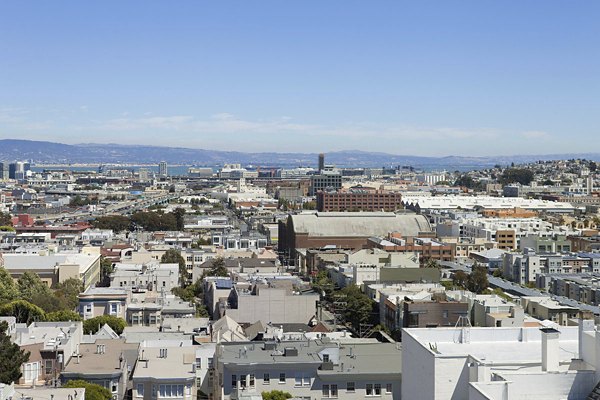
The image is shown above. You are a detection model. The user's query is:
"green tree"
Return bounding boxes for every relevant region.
[201,257,229,278]
[339,285,377,331]
[499,168,534,185]
[454,175,476,189]
[63,380,112,400]
[0,212,12,226]
[0,267,19,304]
[0,321,30,384]
[54,278,84,310]
[467,266,489,294]
[302,201,316,210]
[312,270,335,299]
[17,271,52,303]
[261,390,292,400]
[83,315,126,335]
[46,310,82,322]
[172,207,186,231]
[0,300,46,324]
[97,257,114,287]
[424,258,440,268]
[91,215,131,232]
[452,270,469,288]
[161,249,187,284]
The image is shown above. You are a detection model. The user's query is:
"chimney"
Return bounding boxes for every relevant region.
[579,319,595,359]
[541,328,560,372]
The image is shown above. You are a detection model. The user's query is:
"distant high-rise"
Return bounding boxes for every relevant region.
[0,162,8,180]
[158,161,168,177]
[318,153,325,172]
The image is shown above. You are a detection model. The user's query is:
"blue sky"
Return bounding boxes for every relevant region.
[0,1,598,156]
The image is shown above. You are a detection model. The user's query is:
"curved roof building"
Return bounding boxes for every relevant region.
[279,211,432,258]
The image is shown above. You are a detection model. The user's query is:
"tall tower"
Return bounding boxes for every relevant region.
[158,161,168,177]
[318,153,325,173]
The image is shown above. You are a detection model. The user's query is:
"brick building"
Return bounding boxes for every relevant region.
[316,189,402,212]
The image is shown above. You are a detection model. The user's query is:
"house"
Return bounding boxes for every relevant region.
[214,340,402,400]
[132,346,197,400]
[61,339,139,400]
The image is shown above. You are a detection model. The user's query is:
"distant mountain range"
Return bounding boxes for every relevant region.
[1,139,599,170]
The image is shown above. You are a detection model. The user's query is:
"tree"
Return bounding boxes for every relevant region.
[0,300,46,324]
[0,212,12,227]
[17,271,52,303]
[46,310,82,322]
[312,270,334,300]
[339,285,376,331]
[64,379,112,400]
[91,215,131,232]
[0,321,30,384]
[452,270,468,288]
[454,175,476,189]
[261,390,292,400]
[161,249,187,284]
[0,267,19,304]
[83,315,126,335]
[201,257,229,278]
[466,266,489,294]
[302,201,316,210]
[54,278,84,310]
[173,207,186,231]
[97,257,114,287]
[424,258,440,268]
[499,168,534,185]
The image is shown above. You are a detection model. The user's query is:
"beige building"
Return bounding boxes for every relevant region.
[78,287,130,320]
[3,252,101,289]
[133,346,197,400]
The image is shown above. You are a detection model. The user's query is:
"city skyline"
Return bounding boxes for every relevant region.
[1,1,599,156]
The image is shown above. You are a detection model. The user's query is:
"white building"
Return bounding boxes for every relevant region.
[402,323,600,400]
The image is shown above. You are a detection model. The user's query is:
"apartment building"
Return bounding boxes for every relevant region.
[316,189,402,212]
[133,346,197,400]
[214,340,402,400]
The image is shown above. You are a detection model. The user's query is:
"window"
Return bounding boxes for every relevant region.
[45,359,53,375]
[303,376,310,386]
[279,373,285,383]
[374,384,381,395]
[295,374,302,387]
[322,354,330,362]
[249,374,255,388]
[240,375,247,388]
[346,382,355,392]
[84,304,92,314]
[208,358,213,368]
[136,384,144,397]
[195,358,201,369]
[263,373,270,385]
[366,384,373,396]
[386,383,393,394]
[158,385,184,398]
[110,303,119,315]
[322,385,338,398]
[231,374,237,388]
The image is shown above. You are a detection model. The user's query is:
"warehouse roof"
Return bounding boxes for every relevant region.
[289,212,431,237]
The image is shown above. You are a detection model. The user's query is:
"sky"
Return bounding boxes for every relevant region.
[0,1,599,156]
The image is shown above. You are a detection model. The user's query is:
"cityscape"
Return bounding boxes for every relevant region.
[1,2,600,400]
